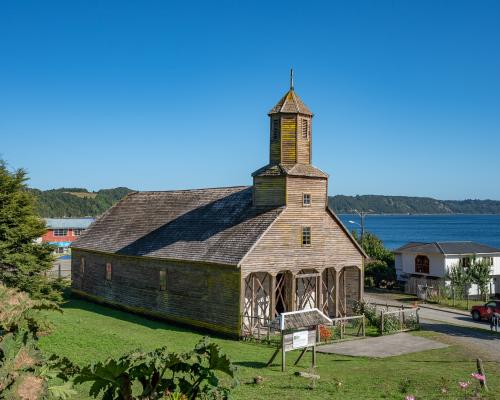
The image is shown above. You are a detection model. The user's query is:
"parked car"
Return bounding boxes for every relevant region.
[471,300,500,321]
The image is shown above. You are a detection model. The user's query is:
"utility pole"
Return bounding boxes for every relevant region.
[353,209,371,242]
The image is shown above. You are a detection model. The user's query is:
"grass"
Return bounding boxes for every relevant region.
[427,297,485,312]
[39,297,500,400]
[365,287,486,312]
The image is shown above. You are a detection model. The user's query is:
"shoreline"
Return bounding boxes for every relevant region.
[337,213,500,217]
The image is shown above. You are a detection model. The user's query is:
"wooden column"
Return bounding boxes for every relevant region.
[334,269,340,317]
[359,257,365,301]
[317,272,323,312]
[343,271,347,314]
[270,274,277,319]
[359,262,364,303]
[239,274,246,336]
[251,274,255,328]
[291,273,297,311]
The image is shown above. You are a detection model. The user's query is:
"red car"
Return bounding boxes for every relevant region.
[471,300,500,321]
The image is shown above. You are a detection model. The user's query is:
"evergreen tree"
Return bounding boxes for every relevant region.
[0,161,63,301]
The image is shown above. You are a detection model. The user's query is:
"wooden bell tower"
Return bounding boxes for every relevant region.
[252,71,327,208]
[268,69,313,166]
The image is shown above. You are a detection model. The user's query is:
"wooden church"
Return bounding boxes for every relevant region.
[71,74,366,337]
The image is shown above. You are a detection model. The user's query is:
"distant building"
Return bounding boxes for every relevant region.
[394,241,500,296]
[42,218,95,254]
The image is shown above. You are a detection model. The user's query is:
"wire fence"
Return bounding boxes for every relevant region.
[45,264,71,279]
[379,307,420,335]
[318,315,365,343]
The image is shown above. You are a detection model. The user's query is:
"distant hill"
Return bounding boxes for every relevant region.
[31,187,500,217]
[31,187,134,218]
[328,195,500,215]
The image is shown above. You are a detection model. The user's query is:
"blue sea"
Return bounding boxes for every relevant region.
[338,214,500,250]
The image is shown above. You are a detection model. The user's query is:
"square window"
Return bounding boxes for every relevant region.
[54,229,68,236]
[105,263,112,281]
[160,270,167,291]
[303,193,311,206]
[73,229,84,236]
[302,227,311,246]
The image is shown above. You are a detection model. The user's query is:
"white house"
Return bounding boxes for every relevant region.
[394,241,500,296]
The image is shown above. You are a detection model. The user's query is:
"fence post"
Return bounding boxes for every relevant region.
[416,308,420,326]
[58,264,61,279]
[362,315,366,337]
[380,310,384,335]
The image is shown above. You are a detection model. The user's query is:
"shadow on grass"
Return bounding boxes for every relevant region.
[421,321,500,341]
[234,361,269,368]
[61,294,234,340]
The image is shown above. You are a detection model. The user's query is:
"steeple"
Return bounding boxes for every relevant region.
[268,72,313,165]
[252,73,327,208]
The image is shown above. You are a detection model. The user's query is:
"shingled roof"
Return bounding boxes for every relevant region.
[252,163,328,178]
[72,186,284,266]
[269,89,313,115]
[393,241,500,255]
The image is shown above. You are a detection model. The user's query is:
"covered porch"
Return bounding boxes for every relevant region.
[241,265,363,337]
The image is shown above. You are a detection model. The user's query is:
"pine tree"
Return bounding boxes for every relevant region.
[0,160,63,301]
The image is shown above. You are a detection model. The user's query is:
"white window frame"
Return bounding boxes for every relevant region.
[302,193,311,207]
[53,229,68,236]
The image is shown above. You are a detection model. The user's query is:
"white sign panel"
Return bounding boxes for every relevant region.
[292,330,309,349]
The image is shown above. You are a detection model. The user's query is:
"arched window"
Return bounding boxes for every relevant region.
[415,255,429,274]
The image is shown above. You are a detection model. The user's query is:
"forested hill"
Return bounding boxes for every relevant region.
[328,195,500,214]
[31,188,500,217]
[31,187,134,218]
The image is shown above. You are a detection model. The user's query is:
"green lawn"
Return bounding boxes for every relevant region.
[39,298,499,400]
[427,297,485,311]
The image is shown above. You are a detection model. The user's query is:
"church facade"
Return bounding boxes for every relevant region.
[71,79,366,337]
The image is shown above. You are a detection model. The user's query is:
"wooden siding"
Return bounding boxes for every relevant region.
[241,177,363,277]
[280,116,297,164]
[270,116,281,164]
[253,176,286,207]
[71,249,241,335]
[286,177,327,209]
[297,117,311,164]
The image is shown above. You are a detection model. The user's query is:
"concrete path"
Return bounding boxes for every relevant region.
[364,291,500,361]
[317,332,447,358]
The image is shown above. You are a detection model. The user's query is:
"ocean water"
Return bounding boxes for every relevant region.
[338,214,500,250]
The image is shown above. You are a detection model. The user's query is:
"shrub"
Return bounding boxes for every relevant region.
[365,260,396,288]
[55,338,237,400]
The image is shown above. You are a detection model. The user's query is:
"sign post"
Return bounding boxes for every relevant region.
[266,308,331,372]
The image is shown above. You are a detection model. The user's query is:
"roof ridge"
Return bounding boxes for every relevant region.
[136,185,250,194]
[435,242,445,254]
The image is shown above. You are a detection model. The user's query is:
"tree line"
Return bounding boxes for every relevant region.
[31,187,134,218]
[329,195,500,214]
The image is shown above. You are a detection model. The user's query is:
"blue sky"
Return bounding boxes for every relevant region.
[1,1,499,199]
